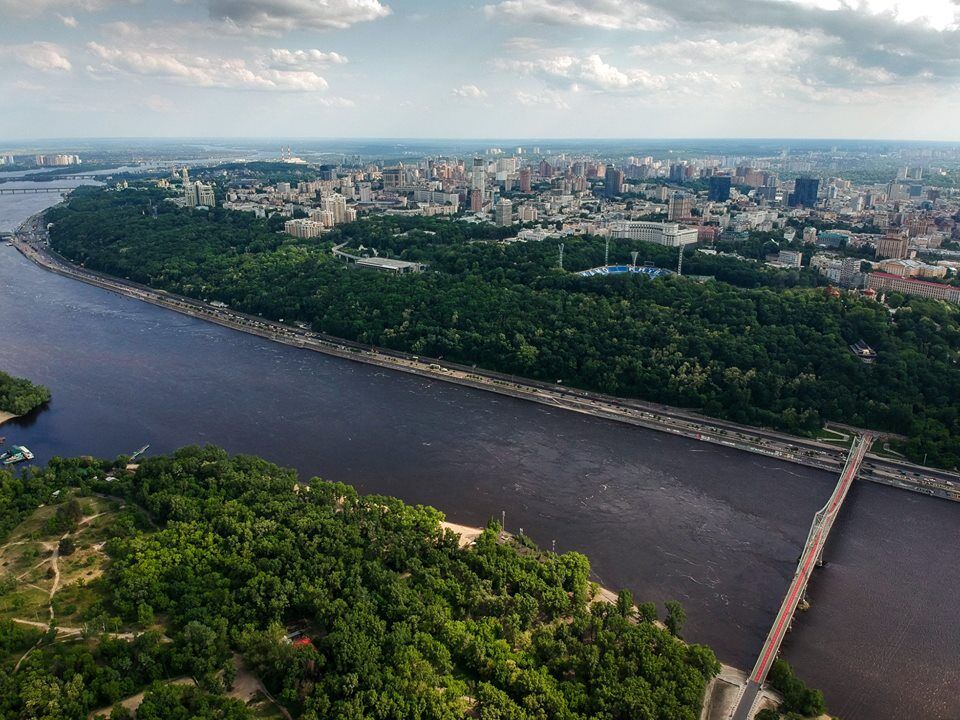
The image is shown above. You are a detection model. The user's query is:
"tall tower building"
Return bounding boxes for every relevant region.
[667,192,693,221]
[519,168,532,193]
[472,157,486,191]
[788,177,820,208]
[604,167,624,198]
[470,187,483,213]
[708,176,732,202]
[494,198,513,226]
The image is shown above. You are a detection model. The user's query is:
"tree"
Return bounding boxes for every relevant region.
[665,600,686,637]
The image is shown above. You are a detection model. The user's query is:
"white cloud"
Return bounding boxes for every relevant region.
[142,94,176,113]
[58,13,79,27]
[86,42,332,91]
[0,0,131,17]
[485,0,669,30]
[205,0,391,33]
[267,48,348,69]
[452,84,487,98]
[501,53,669,92]
[0,42,73,73]
[513,88,570,109]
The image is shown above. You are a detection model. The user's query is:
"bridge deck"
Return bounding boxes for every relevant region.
[730,434,870,720]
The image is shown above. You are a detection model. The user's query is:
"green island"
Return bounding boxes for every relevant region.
[0,371,51,421]
[0,446,725,720]
[45,186,960,468]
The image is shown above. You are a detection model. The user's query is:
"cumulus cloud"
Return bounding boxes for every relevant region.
[451,84,487,98]
[58,13,79,27]
[485,0,668,30]
[513,88,570,109]
[500,54,668,92]
[0,42,73,73]
[86,42,332,91]
[267,48,348,69]
[0,0,131,16]
[205,0,391,33]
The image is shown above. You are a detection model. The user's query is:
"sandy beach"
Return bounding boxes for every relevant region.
[0,411,17,426]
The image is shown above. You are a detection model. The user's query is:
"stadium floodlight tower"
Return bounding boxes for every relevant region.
[558,243,565,270]
[677,245,684,276]
[605,237,610,267]
[631,251,639,269]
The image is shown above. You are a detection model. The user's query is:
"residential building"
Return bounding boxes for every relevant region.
[668,192,694,221]
[284,219,325,238]
[708,176,731,202]
[788,177,820,208]
[604,167,625,198]
[867,272,960,303]
[875,234,909,259]
[494,199,513,226]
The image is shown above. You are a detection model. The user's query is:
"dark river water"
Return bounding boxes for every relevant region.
[1,193,957,719]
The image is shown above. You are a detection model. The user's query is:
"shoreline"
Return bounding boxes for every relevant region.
[9,213,960,503]
[439,520,753,719]
[0,411,17,427]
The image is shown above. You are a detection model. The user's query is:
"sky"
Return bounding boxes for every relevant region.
[1,0,960,140]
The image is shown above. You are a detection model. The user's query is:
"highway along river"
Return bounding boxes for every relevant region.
[2,196,958,719]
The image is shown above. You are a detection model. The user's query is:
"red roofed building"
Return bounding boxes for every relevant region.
[867,272,960,304]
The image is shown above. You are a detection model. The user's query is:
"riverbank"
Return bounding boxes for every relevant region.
[12,217,960,503]
[0,411,16,426]
[440,519,765,720]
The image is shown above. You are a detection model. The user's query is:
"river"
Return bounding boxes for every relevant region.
[1,190,957,719]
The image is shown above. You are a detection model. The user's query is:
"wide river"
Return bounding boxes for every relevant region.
[1,190,957,719]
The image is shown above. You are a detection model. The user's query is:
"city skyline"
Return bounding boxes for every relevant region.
[2,0,960,141]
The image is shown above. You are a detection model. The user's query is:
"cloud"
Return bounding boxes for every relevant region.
[86,42,332,91]
[513,88,570,109]
[58,13,79,27]
[451,84,486,99]
[267,48,348,69]
[142,94,176,113]
[500,54,668,92]
[0,0,131,16]
[0,42,73,72]
[485,0,669,30]
[205,0,391,33]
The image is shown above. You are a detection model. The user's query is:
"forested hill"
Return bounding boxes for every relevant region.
[0,447,719,719]
[0,370,51,417]
[47,187,960,468]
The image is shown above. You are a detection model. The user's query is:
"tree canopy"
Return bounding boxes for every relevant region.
[0,447,720,719]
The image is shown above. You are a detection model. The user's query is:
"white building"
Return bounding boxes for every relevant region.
[284,219,325,238]
[609,221,698,247]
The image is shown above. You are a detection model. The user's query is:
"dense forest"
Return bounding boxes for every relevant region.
[46,187,960,468]
[0,447,720,719]
[0,370,51,417]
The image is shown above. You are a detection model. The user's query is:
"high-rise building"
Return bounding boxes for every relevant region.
[667,192,694,221]
[184,181,215,208]
[470,188,483,212]
[494,198,513,226]
[604,167,624,198]
[472,158,486,191]
[788,177,820,208]
[875,234,909,260]
[708,176,732,202]
[518,168,532,193]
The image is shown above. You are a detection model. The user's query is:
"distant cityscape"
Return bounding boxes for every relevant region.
[65,140,956,304]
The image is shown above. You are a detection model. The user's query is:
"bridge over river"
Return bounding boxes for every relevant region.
[731,434,871,720]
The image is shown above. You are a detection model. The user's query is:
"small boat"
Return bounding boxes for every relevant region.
[1,445,34,465]
[130,444,150,461]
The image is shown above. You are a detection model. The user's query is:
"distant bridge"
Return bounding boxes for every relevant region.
[0,187,76,195]
[731,434,871,719]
